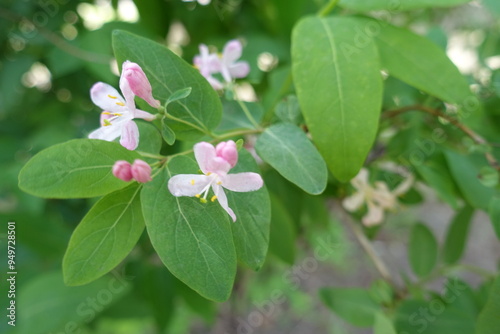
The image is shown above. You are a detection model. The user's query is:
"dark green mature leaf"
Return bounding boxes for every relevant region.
[136,121,162,162]
[373,20,471,104]
[409,223,438,277]
[141,157,236,302]
[339,0,471,11]
[489,195,500,240]
[476,276,500,334]
[374,313,397,334]
[63,184,145,286]
[292,16,382,181]
[217,100,263,132]
[256,123,328,194]
[112,30,222,139]
[268,194,296,264]
[320,288,380,327]
[18,271,130,334]
[444,150,495,211]
[275,95,303,124]
[227,149,271,270]
[443,205,474,264]
[19,139,140,198]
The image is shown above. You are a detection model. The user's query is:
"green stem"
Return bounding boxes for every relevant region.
[318,0,340,17]
[164,113,214,138]
[211,128,263,141]
[136,151,166,160]
[229,85,262,130]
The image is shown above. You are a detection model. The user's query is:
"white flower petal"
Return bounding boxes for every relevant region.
[342,191,365,212]
[351,168,369,190]
[222,172,263,192]
[168,174,211,197]
[223,40,243,64]
[213,184,236,222]
[88,115,130,141]
[120,120,140,150]
[393,174,415,196]
[90,82,129,114]
[229,61,250,79]
[362,201,384,227]
[134,109,156,121]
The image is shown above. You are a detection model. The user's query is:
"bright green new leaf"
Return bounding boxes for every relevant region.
[444,150,495,211]
[374,313,397,334]
[339,0,471,11]
[373,20,471,104]
[112,30,222,139]
[409,223,438,278]
[227,149,271,270]
[476,276,500,334]
[268,193,296,264]
[292,16,383,181]
[19,271,130,334]
[256,123,328,194]
[489,195,500,240]
[141,157,236,302]
[161,118,176,145]
[443,205,474,264]
[63,184,145,286]
[165,87,192,107]
[18,139,140,198]
[320,288,380,327]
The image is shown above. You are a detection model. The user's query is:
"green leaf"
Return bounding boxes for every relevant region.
[476,276,500,334]
[443,205,474,264]
[275,95,303,124]
[373,20,470,104]
[112,30,222,139]
[374,313,397,334]
[19,271,130,334]
[292,16,383,181]
[227,149,271,270]
[408,223,438,277]
[483,0,500,16]
[161,118,176,145]
[255,123,328,194]
[217,100,263,132]
[320,288,380,327]
[165,87,192,107]
[444,150,495,211]
[141,157,236,302]
[339,0,471,11]
[488,195,500,240]
[136,121,162,162]
[63,184,145,286]
[479,166,499,188]
[268,193,297,264]
[19,139,140,198]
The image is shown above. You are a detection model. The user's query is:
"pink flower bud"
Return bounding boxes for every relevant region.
[121,61,161,108]
[112,160,133,182]
[215,140,238,167]
[131,159,152,183]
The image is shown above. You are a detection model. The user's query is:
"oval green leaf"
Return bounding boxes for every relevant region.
[18,139,140,198]
[339,0,471,11]
[141,157,236,302]
[112,30,222,140]
[408,223,438,278]
[443,205,474,265]
[292,16,383,182]
[256,123,328,194]
[476,276,500,334]
[63,184,145,286]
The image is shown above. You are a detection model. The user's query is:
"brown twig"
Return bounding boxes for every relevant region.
[383,104,500,170]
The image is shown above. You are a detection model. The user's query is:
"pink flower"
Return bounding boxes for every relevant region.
[168,141,263,222]
[112,160,133,182]
[120,61,161,109]
[193,44,223,90]
[131,159,152,183]
[88,62,156,150]
[219,40,250,83]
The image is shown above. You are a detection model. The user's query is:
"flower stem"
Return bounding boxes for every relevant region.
[164,113,214,138]
[229,85,262,130]
[318,0,341,17]
[136,151,166,160]
[211,128,263,142]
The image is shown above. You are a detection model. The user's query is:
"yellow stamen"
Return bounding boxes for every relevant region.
[190,179,195,185]
[108,94,118,99]
[206,172,212,176]
[103,119,112,126]
[116,102,125,106]
[200,198,207,204]
[211,195,217,202]
[195,194,201,198]
[102,111,112,115]
[216,181,222,185]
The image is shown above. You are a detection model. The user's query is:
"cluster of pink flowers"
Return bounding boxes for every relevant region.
[194,40,250,90]
[88,59,262,222]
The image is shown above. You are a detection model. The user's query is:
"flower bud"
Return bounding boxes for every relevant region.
[215,140,238,167]
[121,61,161,108]
[112,160,133,182]
[131,159,152,183]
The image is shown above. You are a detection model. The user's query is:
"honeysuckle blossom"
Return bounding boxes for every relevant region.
[342,168,414,227]
[182,0,211,5]
[168,140,263,222]
[88,61,157,150]
[112,159,152,183]
[193,39,250,90]
[113,160,133,182]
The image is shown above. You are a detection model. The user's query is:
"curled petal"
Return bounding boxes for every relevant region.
[223,39,243,64]
[362,201,384,227]
[215,140,238,167]
[120,61,160,109]
[373,182,396,209]
[91,82,128,114]
[342,191,365,212]
[229,61,250,79]
[213,184,236,222]
[120,120,139,150]
[393,174,415,196]
[351,168,369,191]
[134,109,156,121]
[222,172,263,192]
[194,142,231,174]
[168,174,211,197]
